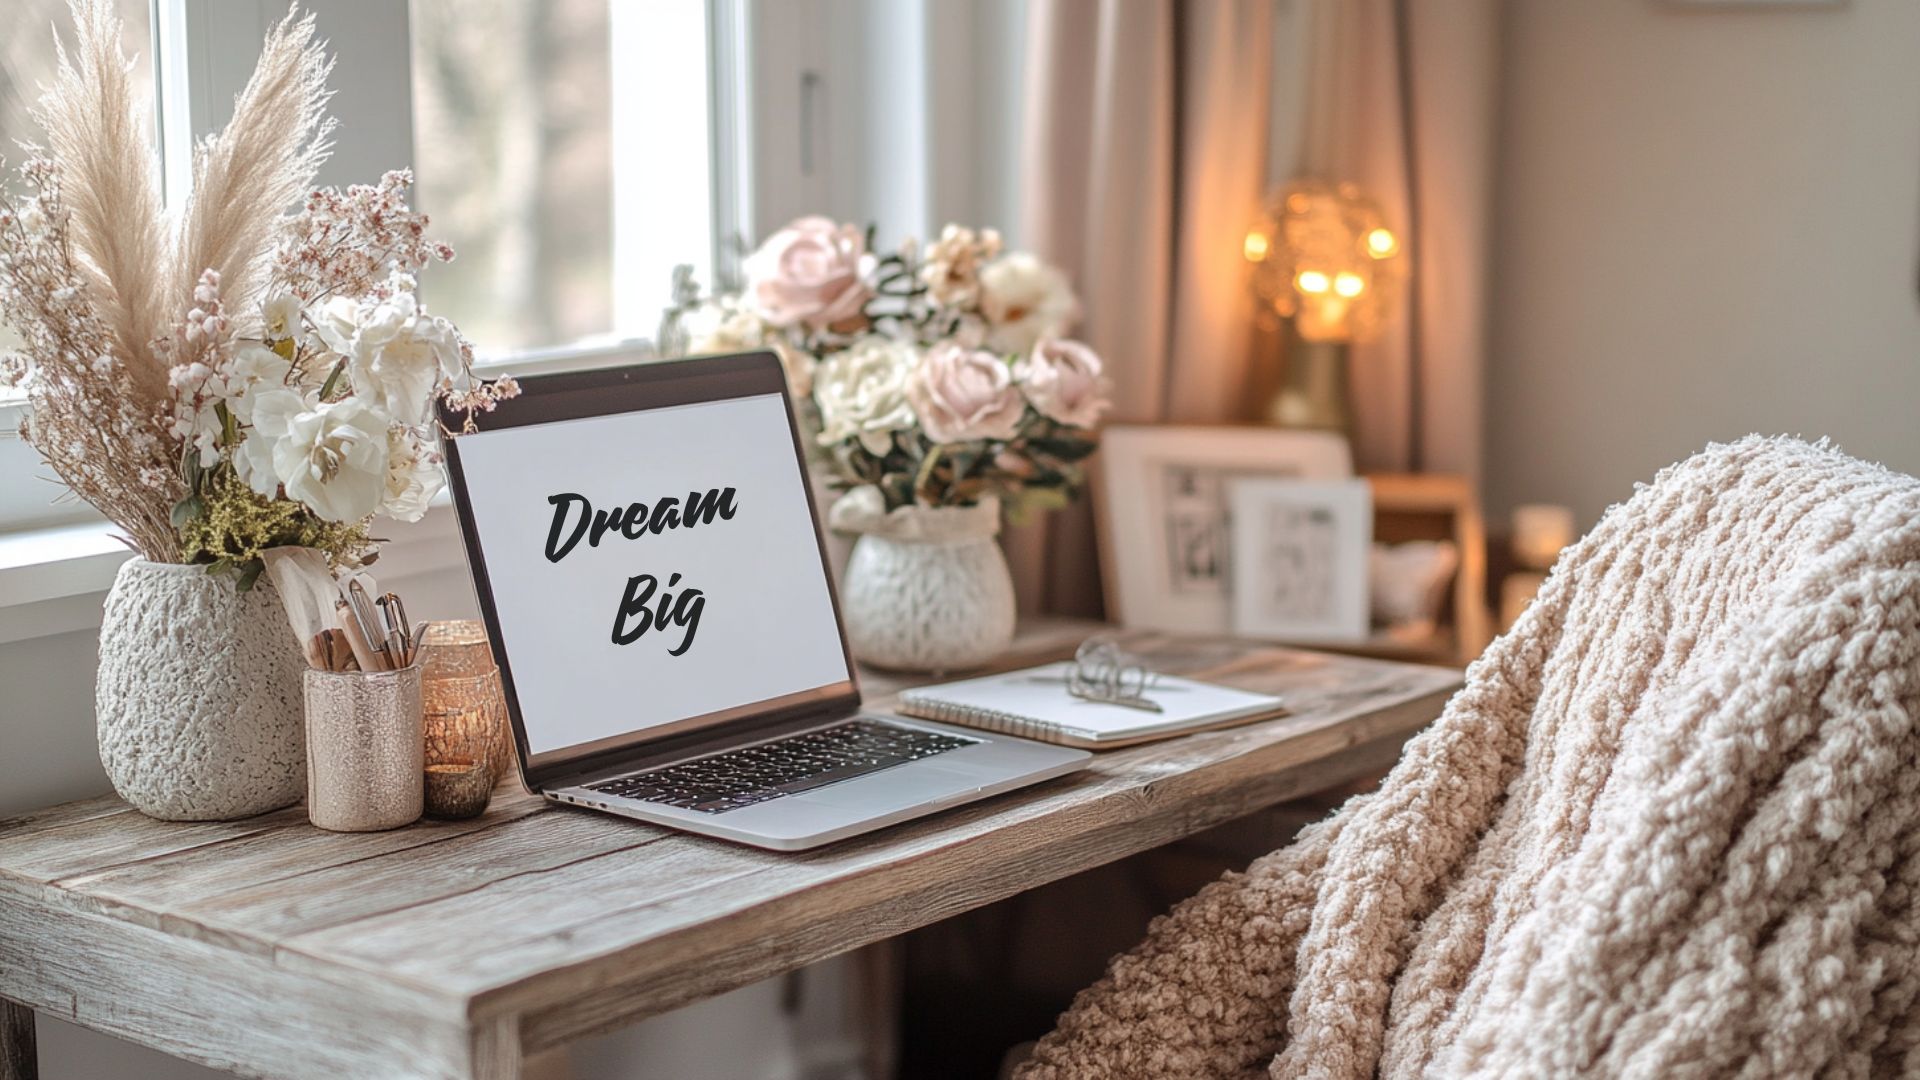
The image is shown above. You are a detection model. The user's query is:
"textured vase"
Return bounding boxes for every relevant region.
[838,498,1016,673]
[96,559,308,820]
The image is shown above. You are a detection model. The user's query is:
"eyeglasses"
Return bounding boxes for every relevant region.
[1066,636,1165,713]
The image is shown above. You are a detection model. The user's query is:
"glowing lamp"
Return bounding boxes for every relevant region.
[1243,179,1406,432]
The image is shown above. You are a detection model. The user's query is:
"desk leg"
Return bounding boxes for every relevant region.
[466,1016,522,1080]
[0,997,34,1080]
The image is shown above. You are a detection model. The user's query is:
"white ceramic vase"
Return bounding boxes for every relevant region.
[95,559,308,820]
[837,497,1016,674]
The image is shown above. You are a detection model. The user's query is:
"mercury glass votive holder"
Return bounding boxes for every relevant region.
[303,663,424,832]
[419,620,514,783]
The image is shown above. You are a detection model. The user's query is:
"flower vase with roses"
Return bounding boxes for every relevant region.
[0,4,517,818]
[663,217,1110,671]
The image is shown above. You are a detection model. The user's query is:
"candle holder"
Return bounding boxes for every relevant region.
[418,621,514,784]
[303,663,423,832]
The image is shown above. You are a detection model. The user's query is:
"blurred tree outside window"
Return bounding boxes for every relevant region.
[409,0,714,359]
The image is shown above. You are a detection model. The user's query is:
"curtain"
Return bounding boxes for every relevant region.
[1006,0,1499,615]
[1006,0,1276,617]
[1301,0,1499,477]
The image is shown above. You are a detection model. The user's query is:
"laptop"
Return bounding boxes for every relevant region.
[440,351,1091,850]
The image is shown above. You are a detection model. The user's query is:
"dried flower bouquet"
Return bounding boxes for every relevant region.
[0,1,516,585]
[662,218,1110,525]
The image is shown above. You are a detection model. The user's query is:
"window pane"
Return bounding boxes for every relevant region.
[0,1,151,532]
[408,0,712,358]
[0,0,154,360]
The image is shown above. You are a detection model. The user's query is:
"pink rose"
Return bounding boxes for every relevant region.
[743,216,875,330]
[907,342,1027,444]
[1014,338,1109,428]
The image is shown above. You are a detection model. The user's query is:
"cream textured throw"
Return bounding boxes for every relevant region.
[1018,437,1920,1079]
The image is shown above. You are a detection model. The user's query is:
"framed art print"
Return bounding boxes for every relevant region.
[1093,424,1352,634]
[1226,477,1372,643]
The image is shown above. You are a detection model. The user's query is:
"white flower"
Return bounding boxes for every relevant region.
[918,224,1002,308]
[315,291,461,423]
[273,396,392,522]
[225,343,293,426]
[17,204,45,235]
[978,253,1079,354]
[812,336,919,456]
[683,298,765,354]
[382,426,444,522]
[233,388,307,497]
[1014,338,1110,428]
[262,293,303,341]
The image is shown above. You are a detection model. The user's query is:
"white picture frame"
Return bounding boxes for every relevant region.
[1093,425,1353,634]
[1227,478,1373,644]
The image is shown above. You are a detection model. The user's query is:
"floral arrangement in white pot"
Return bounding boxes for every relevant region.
[664,218,1111,671]
[0,1,516,819]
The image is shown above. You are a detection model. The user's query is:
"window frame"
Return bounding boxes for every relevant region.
[0,0,745,539]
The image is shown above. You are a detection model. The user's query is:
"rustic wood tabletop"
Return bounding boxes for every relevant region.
[0,621,1462,1080]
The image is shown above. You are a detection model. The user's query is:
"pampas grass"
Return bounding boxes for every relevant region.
[30,0,169,406]
[0,0,335,559]
[171,6,334,329]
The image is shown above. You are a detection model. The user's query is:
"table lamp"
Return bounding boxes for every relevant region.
[1244,179,1405,434]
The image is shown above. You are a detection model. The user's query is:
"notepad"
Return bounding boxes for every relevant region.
[894,662,1288,748]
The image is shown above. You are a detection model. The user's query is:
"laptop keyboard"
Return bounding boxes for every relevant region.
[584,719,977,815]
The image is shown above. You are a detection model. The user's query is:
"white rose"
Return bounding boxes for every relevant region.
[318,292,461,423]
[382,426,444,522]
[978,253,1079,354]
[1014,338,1110,428]
[812,336,919,456]
[273,396,392,522]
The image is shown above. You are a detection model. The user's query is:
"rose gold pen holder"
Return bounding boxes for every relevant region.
[303,663,424,832]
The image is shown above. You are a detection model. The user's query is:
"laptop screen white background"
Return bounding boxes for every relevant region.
[452,392,851,755]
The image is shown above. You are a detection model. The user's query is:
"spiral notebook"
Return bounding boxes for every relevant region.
[894,662,1288,749]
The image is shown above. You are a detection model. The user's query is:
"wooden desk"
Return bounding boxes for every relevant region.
[0,625,1460,1080]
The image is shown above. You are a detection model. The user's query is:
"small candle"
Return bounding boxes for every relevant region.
[423,761,492,820]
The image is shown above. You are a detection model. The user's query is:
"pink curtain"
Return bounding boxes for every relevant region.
[1006,0,1276,616]
[1300,0,1499,477]
[1006,0,1499,615]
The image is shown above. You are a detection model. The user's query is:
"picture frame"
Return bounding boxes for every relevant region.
[1227,478,1373,644]
[1093,424,1352,634]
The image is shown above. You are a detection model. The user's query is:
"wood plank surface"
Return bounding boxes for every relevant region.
[0,623,1462,1076]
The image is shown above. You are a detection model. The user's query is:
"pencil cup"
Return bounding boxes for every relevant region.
[303,663,424,832]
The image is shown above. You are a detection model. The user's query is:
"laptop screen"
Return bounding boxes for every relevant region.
[450,389,853,758]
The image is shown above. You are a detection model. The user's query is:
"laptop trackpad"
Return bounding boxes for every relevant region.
[801,763,982,810]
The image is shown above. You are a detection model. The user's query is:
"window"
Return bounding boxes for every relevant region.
[0,0,154,533]
[408,0,716,360]
[0,0,730,535]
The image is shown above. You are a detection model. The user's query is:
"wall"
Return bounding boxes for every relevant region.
[1485,0,1920,527]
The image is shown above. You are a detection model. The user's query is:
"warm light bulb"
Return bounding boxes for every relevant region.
[1296,270,1330,294]
[1334,272,1365,298]
[1366,228,1397,257]
[1244,230,1270,262]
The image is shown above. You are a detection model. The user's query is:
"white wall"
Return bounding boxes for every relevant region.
[1485,0,1920,527]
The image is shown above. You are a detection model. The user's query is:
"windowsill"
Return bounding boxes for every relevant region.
[0,502,467,646]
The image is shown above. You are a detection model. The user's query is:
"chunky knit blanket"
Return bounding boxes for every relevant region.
[1017,437,1920,1079]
